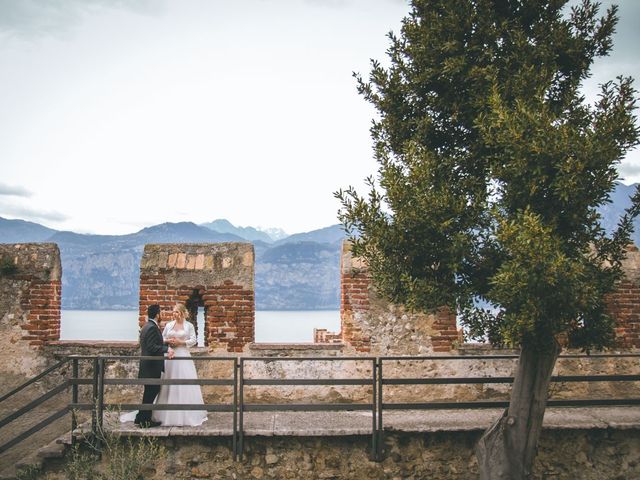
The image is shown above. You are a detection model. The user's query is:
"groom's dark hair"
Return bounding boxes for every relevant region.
[147,304,160,319]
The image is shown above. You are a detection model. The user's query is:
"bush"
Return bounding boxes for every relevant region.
[0,256,17,276]
[66,412,164,480]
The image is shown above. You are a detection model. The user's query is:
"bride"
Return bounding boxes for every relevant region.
[121,304,207,427]
[153,304,208,426]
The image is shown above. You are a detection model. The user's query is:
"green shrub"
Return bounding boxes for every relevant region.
[0,256,17,276]
[66,412,164,480]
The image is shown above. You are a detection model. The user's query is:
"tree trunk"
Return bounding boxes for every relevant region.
[476,340,561,479]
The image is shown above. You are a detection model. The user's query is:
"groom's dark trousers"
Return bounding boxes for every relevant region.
[135,319,168,425]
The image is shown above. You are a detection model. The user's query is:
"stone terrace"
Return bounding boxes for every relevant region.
[106,406,640,438]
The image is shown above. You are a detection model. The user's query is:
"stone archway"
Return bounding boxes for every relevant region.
[139,243,254,352]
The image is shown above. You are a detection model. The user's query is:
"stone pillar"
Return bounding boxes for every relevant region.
[139,243,255,352]
[340,242,372,352]
[431,307,459,352]
[334,241,460,354]
[0,243,61,380]
[607,245,640,349]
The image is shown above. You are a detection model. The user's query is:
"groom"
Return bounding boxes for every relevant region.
[135,304,174,428]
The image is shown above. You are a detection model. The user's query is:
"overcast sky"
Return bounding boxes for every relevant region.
[0,0,638,236]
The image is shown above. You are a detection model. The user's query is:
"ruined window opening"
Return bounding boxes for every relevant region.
[253,262,341,343]
[254,310,341,343]
[186,290,206,347]
[196,307,205,347]
[59,259,140,342]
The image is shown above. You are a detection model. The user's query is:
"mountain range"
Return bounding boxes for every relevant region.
[1,182,638,310]
[0,217,345,310]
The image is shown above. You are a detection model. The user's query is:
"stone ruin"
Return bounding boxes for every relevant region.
[138,241,460,355]
[1,240,639,372]
[321,242,640,353]
[605,245,640,348]
[2,242,640,480]
[0,243,61,379]
[139,243,255,352]
[327,241,459,354]
[1,240,639,424]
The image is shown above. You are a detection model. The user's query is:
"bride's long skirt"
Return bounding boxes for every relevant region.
[152,347,207,426]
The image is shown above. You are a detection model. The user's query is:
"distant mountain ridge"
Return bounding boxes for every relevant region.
[200,219,275,243]
[0,217,58,243]
[1,183,638,310]
[273,224,345,246]
[0,217,345,310]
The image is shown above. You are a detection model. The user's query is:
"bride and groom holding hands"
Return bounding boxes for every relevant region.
[132,303,207,428]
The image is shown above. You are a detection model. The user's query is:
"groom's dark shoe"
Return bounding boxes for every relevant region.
[138,420,161,428]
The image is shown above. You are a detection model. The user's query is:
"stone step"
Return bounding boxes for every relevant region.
[0,430,73,479]
[36,442,65,459]
[11,456,43,480]
[55,433,73,445]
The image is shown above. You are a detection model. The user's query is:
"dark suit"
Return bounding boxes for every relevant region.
[135,318,168,425]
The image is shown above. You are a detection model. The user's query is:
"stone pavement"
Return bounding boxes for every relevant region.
[104,406,640,437]
[0,396,75,476]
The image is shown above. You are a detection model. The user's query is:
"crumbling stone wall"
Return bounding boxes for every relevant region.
[329,241,640,353]
[324,242,459,354]
[0,243,61,382]
[139,243,255,352]
[34,429,640,480]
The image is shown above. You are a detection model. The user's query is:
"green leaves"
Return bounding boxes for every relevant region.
[337,0,640,351]
[488,209,595,348]
[0,255,17,276]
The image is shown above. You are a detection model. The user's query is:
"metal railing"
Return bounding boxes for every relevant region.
[238,356,378,459]
[375,354,640,459]
[0,357,71,456]
[1,353,639,462]
[87,356,238,456]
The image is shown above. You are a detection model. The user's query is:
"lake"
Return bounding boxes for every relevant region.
[60,310,341,344]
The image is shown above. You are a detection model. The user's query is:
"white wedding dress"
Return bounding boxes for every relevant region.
[153,321,208,426]
[121,320,207,427]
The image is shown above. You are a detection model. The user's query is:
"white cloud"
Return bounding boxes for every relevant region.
[0,182,32,197]
[0,200,67,223]
[618,150,640,185]
[0,0,164,39]
[1,0,636,235]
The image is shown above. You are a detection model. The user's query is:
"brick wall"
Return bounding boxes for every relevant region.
[0,243,61,348]
[20,278,62,346]
[0,243,61,382]
[139,243,255,352]
[605,245,640,349]
[339,253,371,352]
[334,241,640,353]
[430,307,459,352]
[203,281,254,352]
[323,241,461,354]
[607,279,640,348]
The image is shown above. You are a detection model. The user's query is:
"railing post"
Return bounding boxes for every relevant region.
[371,358,377,461]
[96,357,106,448]
[239,357,245,461]
[377,357,383,461]
[233,357,238,461]
[71,357,78,446]
[91,357,98,436]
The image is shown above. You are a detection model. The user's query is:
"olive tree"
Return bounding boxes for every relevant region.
[336,1,639,477]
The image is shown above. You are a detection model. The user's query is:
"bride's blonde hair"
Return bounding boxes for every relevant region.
[174,304,188,321]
